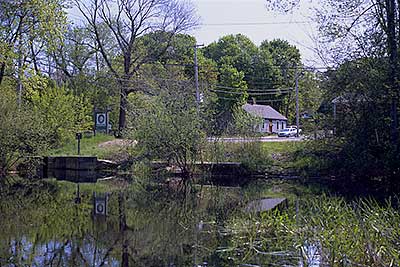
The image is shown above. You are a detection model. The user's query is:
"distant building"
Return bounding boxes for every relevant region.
[243,104,287,133]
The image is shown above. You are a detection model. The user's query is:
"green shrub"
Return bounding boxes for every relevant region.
[0,86,49,179]
[236,142,272,173]
[127,86,206,181]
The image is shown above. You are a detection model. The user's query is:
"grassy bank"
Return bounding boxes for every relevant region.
[260,140,305,154]
[204,140,303,160]
[201,140,305,175]
[48,134,118,159]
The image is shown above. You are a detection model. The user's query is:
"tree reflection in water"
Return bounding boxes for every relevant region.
[0,182,239,267]
[0,181,300,267]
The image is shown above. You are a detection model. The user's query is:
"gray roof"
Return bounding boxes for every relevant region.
[243,104,287,120]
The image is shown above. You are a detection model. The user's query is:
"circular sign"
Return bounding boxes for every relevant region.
[97,114,105,124]
[96,203,104,213]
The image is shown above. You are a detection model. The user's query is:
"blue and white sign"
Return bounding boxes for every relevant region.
[96,113,106,126]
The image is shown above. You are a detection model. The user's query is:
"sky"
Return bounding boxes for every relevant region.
[68,0,321,66]
[188,0,320,66]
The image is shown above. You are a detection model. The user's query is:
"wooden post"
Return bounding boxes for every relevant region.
[76,133,82,155]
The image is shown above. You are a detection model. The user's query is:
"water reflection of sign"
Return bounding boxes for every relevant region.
[96,113,106,126]
[96,201,105,214]
[93,193,108,216]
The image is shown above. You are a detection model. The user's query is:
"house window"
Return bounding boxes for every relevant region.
[277,121,279,130]
[282,122,284,129]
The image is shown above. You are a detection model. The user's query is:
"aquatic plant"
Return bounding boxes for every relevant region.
[222,195,400,266]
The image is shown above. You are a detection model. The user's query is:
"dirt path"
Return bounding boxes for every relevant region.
[207,136,304,142]
[96,139,136,164]
[97,139,136,149]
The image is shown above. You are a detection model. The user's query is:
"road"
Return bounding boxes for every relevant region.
[207,135,304,143]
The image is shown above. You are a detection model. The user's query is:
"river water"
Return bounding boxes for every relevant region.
[0,179,304,267]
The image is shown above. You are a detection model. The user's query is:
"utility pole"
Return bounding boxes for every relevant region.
[295,68,300,137]
[194,44,204,113]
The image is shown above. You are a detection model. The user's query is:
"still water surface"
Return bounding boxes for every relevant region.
[0,180,301,267]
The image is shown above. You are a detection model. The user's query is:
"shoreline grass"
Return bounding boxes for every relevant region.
[48,133,117,158]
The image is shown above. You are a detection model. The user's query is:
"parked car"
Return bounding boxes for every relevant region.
[278,126,301,137]
[287,125,302,133]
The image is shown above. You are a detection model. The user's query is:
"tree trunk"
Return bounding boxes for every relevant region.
[30,41,39,73]
[0,62,5,85]
[118,87,128,136]
[118,192,129,267]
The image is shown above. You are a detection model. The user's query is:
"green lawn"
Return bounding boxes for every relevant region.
[204,140,305,160]
[48,134,117,158]
[260,141,305,154]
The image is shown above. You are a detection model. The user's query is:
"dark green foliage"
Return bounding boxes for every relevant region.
[327,59,399,180]
[213,65,248,132]
[265,0,400,190]
[292,58,400,192]
[204,34,259,77]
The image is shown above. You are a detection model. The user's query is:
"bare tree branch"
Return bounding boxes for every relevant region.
[73,0,198,132]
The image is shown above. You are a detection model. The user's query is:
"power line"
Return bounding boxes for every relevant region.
[203,21,312,26]
[210,88,291,96]
[216,96,286,102]
[217,96,242,101]
[199,65,331,79]
[215,84,294,92]
[252,99,286,103]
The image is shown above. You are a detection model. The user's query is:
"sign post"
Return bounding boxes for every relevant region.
[95,109,111,134]
[75,132,82,155]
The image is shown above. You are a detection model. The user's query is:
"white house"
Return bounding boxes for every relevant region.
[243,103,287,133]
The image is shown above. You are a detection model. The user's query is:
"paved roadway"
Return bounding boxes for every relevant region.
[207,135,304,143]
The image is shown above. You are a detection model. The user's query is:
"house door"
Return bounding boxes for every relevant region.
[269,121,273,132]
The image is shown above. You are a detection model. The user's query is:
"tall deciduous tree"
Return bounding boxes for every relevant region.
[128,70,206,181]
[74,0,198,134]
[214,64,248,131]
[203,34,259,83]
[203,35,306,125]
[53,25,98,79]
[0,0,67,84]
[266,0,399,147]
[256,39,300,112]
[265,0,400,184]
